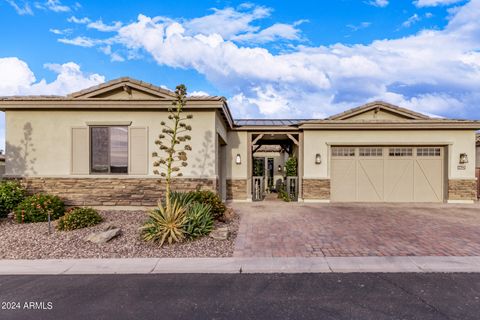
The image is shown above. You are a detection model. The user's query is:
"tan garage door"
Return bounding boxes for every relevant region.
[331,146,444,202]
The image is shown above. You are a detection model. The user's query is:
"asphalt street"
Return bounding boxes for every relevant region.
[0,273,479,320]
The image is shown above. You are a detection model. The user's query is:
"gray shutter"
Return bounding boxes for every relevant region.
[129,127,149,175]
[71,127,89,174]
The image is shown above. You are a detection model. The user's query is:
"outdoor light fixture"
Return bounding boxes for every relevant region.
[459,153,469,164]
[315,153,322,164]
[277,165,282,172]
[235,154,241,165]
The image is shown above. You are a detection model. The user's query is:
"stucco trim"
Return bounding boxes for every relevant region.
[86,121,132,126]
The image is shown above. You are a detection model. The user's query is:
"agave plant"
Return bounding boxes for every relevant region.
[169,191,196,208]
[185,203,214,239]
[140,200,187,246]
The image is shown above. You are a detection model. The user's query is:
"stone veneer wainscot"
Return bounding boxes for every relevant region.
[448,179,478,201]
[14,177,217,206]
[302,179,330,200]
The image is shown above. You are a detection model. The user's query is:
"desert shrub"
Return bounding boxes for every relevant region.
[191,190,226,220]
[0,181,27,218]
[14,194,65,223]
[184,203,214,239]
[169,191,196,208]
[140,200,187,246]
[57,207,102,231]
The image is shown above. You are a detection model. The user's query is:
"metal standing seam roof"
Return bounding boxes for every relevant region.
[234,119,311,126]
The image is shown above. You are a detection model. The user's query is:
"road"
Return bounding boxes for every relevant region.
[0,273,479,320]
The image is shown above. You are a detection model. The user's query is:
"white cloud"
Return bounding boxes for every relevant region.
[67,15,90,24]
[49,28,71,35]
[58,36,96,47]
[401,14,421,28]
[414,0,465,7]
[55,1,480,119]
[5,0,33,15]
[189,90,210,97]
[367,0,389,7]
[0,57,104,96]
[347,22,372,31]
[87,20,123,32]
[231,23,302,43]
[35,0,70,12]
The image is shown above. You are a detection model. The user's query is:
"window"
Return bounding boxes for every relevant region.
[389,147,413,157]
[332,147,355,157]
[359,147,383,157]
[417,147,441,157]
[91,126,128,174]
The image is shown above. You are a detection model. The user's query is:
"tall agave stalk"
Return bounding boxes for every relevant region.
[152,84,193,210]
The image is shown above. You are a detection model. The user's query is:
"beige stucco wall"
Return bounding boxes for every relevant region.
[5,109,221,178]
[303,130,477,180]
[226,131,248,179]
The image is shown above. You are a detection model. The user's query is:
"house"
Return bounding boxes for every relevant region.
[1,77,479,205]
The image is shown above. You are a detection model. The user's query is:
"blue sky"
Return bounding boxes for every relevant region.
[0,0,479,141]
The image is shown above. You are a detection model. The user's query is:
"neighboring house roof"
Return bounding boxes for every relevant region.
[1,78,479,130]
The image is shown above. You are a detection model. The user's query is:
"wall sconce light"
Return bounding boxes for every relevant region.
[459,153,468,164]
[315,153,322,164]
[235,154,241,165]
[277,165,282,172]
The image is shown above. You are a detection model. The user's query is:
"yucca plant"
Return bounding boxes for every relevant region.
[140,200,187,246]
[185,203,214,239]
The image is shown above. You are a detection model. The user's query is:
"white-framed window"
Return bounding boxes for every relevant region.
[90,126,128,174]
[389,147,413,157]
[417,147,441,157]
[359,147,383,157]
[332,147,356,157]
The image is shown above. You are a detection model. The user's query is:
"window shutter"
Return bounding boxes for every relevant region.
[129,127,149,175]
[71,127,89,174]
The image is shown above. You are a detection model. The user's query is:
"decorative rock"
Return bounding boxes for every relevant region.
[209,227,229,240]
[85,228,121,244]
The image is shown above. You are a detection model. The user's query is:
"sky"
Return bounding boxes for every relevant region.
[0,0,479,148]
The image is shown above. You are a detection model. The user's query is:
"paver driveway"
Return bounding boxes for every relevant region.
[232,202,480,257]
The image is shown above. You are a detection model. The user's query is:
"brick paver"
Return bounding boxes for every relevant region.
[232,202,480,257]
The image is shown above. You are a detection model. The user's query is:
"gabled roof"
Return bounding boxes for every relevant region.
[326,101,430,120]
[68,77,177,99]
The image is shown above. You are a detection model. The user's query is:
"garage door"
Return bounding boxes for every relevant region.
[331,146,444,202]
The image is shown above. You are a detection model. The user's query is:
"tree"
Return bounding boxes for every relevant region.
[152,84,192,210]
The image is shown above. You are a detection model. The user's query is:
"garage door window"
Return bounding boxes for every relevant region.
[359,147,383,157]
[389,147,413,157]
[417,147,441,157]
[332,147,355,157]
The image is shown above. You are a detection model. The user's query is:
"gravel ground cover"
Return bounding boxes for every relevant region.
[0,210,239,259]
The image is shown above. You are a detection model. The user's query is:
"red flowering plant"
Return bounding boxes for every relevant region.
[14,194,65,223]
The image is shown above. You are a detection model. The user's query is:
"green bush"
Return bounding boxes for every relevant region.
[185,203,214,239]
[57,207,103,231]
[14,194,65,223]
[0,181,27,218]
[191,190,226,220]
[285,156,297,176]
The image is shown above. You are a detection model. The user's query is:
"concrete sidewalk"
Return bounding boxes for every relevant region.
[1,256,480,274]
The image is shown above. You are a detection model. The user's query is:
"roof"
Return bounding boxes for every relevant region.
[1,78,479,131]
[235,119,309,126]
[325,101,430,120]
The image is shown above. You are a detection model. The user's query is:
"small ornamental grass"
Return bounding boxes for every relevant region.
[57,207,103,231]
[14,194,65,223]
[0,181,27,218]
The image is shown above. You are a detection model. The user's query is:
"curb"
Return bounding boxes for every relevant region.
[1,256,480,274]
